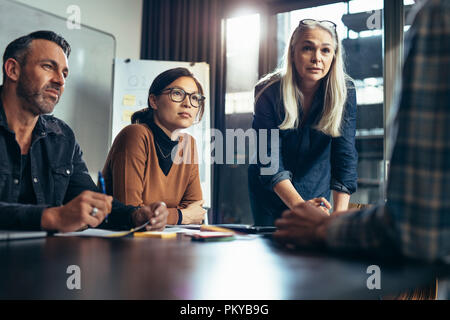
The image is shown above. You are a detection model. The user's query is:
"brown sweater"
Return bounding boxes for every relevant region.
[102,123,203,225]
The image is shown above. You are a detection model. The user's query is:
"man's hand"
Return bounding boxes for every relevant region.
[132,202,168,231]
[41,191,113,232]
[273,202,331,248]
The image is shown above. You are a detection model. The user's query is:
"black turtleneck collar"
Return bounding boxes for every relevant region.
[145,117,179,176]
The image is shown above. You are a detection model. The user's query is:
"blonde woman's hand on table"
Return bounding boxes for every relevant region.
[305,197,331,214]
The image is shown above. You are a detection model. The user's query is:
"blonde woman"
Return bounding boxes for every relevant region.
[248,19,357,226]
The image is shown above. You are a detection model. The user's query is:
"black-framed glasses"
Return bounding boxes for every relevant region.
[299,19,337,30]
[161,87,205,108]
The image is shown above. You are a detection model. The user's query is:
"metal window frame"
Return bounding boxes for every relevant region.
[383,0,404,197]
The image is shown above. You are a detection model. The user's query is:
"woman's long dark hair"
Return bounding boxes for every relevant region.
[131,67,205,124]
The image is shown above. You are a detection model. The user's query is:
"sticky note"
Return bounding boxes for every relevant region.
[122,110,134,122]
[122,94,136,106]
[134,231,177,239]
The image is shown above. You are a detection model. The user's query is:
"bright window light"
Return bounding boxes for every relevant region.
[226,14,260,58]
[225,14,260,114]
[287,2,348,40]
[349,0,383,13]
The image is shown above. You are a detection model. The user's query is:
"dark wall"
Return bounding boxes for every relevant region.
[216,113,254,224]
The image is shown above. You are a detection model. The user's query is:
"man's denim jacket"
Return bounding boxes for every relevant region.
[0,86,135,230]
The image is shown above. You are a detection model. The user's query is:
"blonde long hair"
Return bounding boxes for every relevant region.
[256,22,351,137]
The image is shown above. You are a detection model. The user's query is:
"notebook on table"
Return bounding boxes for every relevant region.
[0,230,47,241]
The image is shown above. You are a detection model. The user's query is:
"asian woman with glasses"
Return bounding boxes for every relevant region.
[248,19,358,225]
[102,67,207,225]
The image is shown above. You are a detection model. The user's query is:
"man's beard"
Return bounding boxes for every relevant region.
[16,76,60,116]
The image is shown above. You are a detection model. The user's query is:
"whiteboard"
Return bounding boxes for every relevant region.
[112,59,211,209]
[0,0,115,178]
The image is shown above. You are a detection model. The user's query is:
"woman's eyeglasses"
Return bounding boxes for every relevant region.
[299,19,337,30]
[161,87,205,108]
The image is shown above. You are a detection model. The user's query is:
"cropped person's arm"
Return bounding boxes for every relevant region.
[326,1,450,262]
[0,202,49,231]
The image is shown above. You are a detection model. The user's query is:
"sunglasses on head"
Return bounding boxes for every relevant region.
[299,19,337,30]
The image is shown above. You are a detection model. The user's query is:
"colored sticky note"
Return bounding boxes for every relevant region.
[134,231,177,239]
[122,94,136,106]
[122,110,134,123]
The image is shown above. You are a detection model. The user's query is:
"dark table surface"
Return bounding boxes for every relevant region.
[0,234,448,299]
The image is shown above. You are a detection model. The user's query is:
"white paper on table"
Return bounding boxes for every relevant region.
[54,228,133,238]
[163,227,203,235]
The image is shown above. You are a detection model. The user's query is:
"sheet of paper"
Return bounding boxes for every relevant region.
[164,227,203,235]
[55,228,132,238]
[185,231,235,238]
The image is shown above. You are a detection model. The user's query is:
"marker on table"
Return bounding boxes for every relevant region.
[98,171,108,223]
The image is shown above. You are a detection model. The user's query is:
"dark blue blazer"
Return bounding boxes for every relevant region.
[248,79,358,225]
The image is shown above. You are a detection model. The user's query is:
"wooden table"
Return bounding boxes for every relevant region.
[0,234,447,300]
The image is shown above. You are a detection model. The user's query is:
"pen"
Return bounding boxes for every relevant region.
[98,171,108,223]
[320,201,331,211]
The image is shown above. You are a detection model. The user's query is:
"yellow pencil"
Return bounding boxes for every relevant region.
[200,225,237,234]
